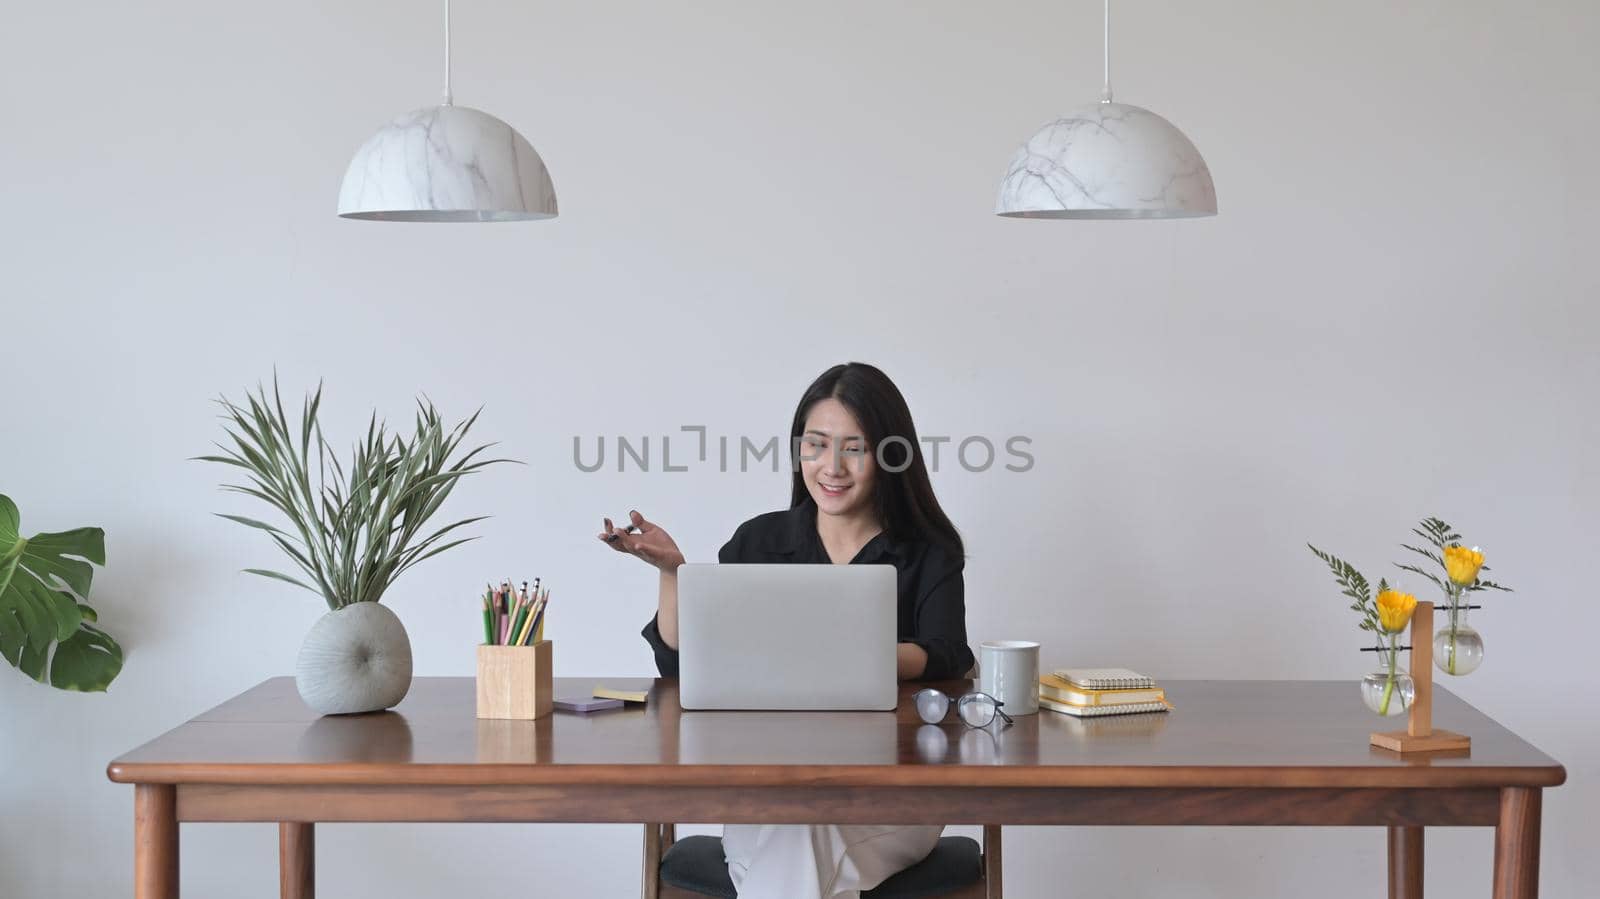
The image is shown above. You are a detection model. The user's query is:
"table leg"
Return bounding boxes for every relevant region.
[983,825,1003,899]
[1387,825,1423,899]
[279,822,314,899]
[642,823,661,899]
[1493,788,1541,899]
[134,784,178,899]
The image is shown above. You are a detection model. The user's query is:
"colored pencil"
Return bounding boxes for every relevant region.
[516,590,537,646]
[476,578,551,645]
[531,589,549,644]
[508,599,531,647]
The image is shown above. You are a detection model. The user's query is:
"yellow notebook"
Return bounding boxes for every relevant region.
[1039,674,1165,707]
[593,685,649,704]
[1040,696,1171,717]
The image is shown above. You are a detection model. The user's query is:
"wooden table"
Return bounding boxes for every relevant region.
[107,677,1565,899]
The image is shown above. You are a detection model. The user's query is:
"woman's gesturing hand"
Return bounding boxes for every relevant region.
[598,510,686,573]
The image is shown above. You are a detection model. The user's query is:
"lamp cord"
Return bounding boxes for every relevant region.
[1101,0,1113,103]
[441,0,454,104]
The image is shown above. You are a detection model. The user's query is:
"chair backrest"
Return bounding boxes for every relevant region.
[643,823,1001,899]
[643,662,998,897]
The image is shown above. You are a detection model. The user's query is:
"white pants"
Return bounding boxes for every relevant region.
[722,824,944,899]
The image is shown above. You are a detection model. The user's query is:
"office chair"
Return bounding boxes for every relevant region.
[644,662,997,898]
[641,823,1001,899]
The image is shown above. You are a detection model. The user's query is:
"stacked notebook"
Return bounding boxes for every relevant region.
[1038,668,1171,717]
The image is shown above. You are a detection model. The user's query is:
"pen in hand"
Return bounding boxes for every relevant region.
[599,510,687,573]
[603,521,640,542]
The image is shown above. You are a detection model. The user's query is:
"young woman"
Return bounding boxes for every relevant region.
[598,361,973,899]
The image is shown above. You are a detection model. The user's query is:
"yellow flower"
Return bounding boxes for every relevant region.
[1376,590,1419,634]
[1442,545,1485,586]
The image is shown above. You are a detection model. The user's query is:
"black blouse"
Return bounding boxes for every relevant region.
[641,498,974,681]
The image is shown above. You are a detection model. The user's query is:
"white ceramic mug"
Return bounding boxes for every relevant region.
[977,640,1040,716]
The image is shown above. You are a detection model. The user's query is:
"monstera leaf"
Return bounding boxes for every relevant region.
[0,494,122,691]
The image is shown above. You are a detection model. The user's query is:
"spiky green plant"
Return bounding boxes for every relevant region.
[196,379,511,609]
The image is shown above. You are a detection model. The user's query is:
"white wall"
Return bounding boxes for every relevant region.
[3,0,1596,895]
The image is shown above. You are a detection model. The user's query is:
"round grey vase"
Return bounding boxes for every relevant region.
[295,602,413,715]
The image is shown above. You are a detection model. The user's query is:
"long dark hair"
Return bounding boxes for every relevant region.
[788,362,965,559]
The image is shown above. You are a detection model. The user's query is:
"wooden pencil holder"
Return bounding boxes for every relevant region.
[476,641,553,720]
[1370,602,1471,753]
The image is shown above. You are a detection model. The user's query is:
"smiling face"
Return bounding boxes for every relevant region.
[798,397,879,520]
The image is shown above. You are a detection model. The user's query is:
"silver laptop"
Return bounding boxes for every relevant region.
[677,563,898,711]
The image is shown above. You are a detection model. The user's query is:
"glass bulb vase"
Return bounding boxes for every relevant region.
[1360,646,1415,717]
[1434,598,1483,676]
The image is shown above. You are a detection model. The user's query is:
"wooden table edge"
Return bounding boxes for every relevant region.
[106,761,1568,789]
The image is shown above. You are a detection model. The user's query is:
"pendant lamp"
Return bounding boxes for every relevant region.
[338,0,557,222]
[996,0,1215,219]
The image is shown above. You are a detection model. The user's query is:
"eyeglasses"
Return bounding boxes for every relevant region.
[913,688,1014,728]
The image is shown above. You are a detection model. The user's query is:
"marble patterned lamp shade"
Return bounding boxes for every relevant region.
[996,101,1216,219]
[337,104,558,222]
